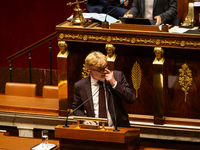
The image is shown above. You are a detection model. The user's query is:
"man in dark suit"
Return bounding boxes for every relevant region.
[72,51,136,127]
[127,0,179,25]
[86,0,129,19]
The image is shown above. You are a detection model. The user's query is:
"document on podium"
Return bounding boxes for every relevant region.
[67,13,118,25]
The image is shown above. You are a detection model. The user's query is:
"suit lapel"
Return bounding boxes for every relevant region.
[141,0,145,17]
[105,80,112,112]
[153,0,157,9]
[85,77,95,116]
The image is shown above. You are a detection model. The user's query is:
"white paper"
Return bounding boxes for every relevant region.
[194,2,200,7]
[169,26,198,33]
[31,143,56,150]
[67,13,118,25]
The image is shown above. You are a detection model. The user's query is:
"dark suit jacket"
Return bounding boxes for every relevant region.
[86,0,119,13]
[72,70,136,127]
[85,0,128,19]
[129,0,179,25]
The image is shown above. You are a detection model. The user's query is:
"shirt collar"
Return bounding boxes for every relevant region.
[90,75,105,86]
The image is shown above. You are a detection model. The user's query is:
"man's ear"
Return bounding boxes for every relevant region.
[88,70,92,74]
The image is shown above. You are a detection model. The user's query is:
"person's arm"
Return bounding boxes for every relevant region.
[127,0,140,18]
[155,0,177,25]
[105,69,136,104]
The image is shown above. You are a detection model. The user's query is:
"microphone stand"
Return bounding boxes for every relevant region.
[102,0,126,28]
[63,86,103,128]
[106,86,119,132]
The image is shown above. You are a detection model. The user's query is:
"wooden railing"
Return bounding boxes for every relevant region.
[7,32,57,84]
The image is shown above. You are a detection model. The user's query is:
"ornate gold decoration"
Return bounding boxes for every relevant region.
[156,39,161,45]
[107,36,112,42]
[180,41,186,47]
[185,41,200,47]
[181,0,194,27]
[83,35,88,41]
[67,0,87,25]
[57,41,69,58]
[153,47,165,64]
[131,38,136,44]
[59,33,64,39]
[106,44,117,62]
[179,63,192,102]
[161,40,179,45]
[131,61,142,99]
[59,33,200,48]
[82,64,89,78]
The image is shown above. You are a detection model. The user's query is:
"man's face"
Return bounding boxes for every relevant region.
[89,65,108,81]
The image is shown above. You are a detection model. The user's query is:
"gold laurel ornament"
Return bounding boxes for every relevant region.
[82,64,89,78]
[131,61,142,99]
[179,63,192,102]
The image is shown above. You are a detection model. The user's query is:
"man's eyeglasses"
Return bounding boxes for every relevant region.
[91,64,109,73]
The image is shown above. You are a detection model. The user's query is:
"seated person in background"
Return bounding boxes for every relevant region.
[86,0,129,19]
[126,0,179,25]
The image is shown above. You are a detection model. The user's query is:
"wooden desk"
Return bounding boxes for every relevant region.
[56,21,200,50]
[55,125,140,150]
[0,131,59,150]
[0,94,59,115]
[55,22,200,123]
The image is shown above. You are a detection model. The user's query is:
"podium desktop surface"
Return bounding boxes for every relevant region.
[0,131,59,150]
[55,125,140,150]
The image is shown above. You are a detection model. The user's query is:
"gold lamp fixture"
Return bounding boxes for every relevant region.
[67,0,87,25]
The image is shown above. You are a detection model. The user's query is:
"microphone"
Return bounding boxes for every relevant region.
[106,85,119,132]
[84,0,88,4]
[102,0,126,28]
[63,85,103,128]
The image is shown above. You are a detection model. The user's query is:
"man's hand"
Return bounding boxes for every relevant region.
[126,14,133,18]
[105,68,117,86]
[154,16,161,25]
[83,121,96,125]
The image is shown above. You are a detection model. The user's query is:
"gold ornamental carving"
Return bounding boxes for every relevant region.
[59,33,64,39]
[156,39,161,45]
[180,41,186,47]
[57,41,69,58]
[107,36,112,42]
[131,38,136,44]
[179,63,192,102]
[59,33,200,48]
[82,64,89,78]
[106,44,117,62]
[131,61,142,99]
[83,35,88,41]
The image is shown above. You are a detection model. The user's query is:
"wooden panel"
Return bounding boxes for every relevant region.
[0,94,59,115]
[164,48,200,119]
[0,132,59,150]
[177,0,189,25]
[56,21,200,121]
[55,125,140,150]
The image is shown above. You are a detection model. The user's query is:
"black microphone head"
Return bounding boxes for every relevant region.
[84,0,88,4]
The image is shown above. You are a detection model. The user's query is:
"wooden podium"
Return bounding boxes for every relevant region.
[55,125,140,150]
